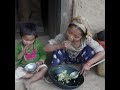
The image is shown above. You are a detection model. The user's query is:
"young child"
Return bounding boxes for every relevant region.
[96,30,105,76]
[96,30,105,49]
[44,16,105,75]
[15,22,48,87]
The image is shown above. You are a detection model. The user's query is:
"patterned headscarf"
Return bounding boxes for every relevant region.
[70,16,93,38]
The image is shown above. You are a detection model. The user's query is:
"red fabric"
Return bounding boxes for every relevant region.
[97,40,105,49]
[24,49,37,60]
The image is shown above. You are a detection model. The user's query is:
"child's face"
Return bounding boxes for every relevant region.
[22,35,35,46]
[66,27,82,42]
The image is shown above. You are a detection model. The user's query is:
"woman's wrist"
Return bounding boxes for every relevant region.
[85,61,92,66]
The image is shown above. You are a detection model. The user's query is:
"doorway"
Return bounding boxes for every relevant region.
[15,0,48,37]
[15,0,72,38]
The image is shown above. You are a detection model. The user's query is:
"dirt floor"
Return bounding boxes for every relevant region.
[15,36,105,90]
[15,67,105,90]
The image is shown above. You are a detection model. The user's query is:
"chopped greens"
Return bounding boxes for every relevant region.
[57,70,72,83]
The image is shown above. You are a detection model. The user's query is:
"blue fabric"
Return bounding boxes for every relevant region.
[51,46,95,66]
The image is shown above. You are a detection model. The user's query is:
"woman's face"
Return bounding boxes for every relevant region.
[66,27,82,42]
[22,35,35,46]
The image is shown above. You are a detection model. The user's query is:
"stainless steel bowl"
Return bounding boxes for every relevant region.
[24,63,37,72]
[70,71,79,79]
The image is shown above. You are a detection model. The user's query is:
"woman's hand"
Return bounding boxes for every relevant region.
[62,40,71,49]
[80,63,91,75]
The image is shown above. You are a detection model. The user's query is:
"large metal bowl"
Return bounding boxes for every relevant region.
[48,64,84,89]
[24,63,37,72]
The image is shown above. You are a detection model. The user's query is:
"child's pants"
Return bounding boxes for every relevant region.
[52,45,95,66]
[15,64,47,83]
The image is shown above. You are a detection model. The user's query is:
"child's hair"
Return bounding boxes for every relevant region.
[19,22,38,38]
[97,30,105,41]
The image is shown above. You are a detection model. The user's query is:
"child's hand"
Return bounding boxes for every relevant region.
[18,45,29,60]
[36,61,44,72]
[80,63,91,75]
[36,61,43,65]
[21,45,29,53]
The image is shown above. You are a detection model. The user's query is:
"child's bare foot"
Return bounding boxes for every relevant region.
[24,80,32,90]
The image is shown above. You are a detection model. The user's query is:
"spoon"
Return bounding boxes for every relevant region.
[69,71,80,79]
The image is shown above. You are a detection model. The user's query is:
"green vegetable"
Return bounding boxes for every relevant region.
[57,70,71,84]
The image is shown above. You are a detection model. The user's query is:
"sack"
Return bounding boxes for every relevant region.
[96,61,105,77]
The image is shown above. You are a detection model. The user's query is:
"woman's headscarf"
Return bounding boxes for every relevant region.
[70,16,93,38]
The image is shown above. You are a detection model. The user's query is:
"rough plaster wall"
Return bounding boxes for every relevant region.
[60,0,73,33]
[73,0,105,35]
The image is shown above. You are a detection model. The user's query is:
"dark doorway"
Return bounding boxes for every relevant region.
[15,0,72,38]
[15,0,48,36]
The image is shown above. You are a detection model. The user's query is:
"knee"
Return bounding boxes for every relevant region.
[96,61,105,77]
[22,73,34,79]
[37,67,48,77]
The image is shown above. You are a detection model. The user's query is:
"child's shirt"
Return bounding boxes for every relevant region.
[48,33,104,58]
[15,38,46,67]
